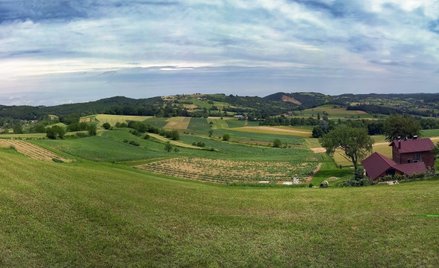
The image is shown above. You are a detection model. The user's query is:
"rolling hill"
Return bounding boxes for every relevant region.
[1,92,438,121]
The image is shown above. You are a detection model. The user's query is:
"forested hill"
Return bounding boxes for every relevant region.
[0,96,164,120]
[1,92,438,120]
[265,92,439,117]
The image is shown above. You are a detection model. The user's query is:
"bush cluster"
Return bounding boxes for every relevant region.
[124,121,180,140]
[341,168,371,187]
[123,139,140,146]
[192,141,206,147]
[46,126,66,139]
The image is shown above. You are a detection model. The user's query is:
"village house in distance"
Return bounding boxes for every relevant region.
[362,137,436,181]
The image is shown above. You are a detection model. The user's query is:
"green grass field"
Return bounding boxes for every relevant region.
[0,148,438,267]
[297,104,373,119]
[422,129,439,137]
[143,117,168,128]
[187,117,211,134]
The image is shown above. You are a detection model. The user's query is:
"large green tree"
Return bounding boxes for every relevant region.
[321,126,373,171]
[383,115,421,141]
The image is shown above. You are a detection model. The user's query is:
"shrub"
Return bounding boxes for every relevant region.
[164,142,173,152]
[273,139,282,148]
[102,122,111,130]
[129,140,140,146]
[192,141,206,147]
[46,128,57,139]
[76,132,88,138]
[167,130,180,140]
[115,122,128,128]
[130,130,141,136]
[342,168,371,187]
[46,125,66,140]
[144,134,150,139]
[128,121,147,133]
[88,124,97,136]
[68,122,89,132]
[147,125,159,134]
[222,134,230,141]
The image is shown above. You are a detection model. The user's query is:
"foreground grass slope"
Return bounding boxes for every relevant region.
[0,148,438,267]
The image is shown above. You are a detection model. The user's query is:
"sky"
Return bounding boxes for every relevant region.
[0,0,439,105]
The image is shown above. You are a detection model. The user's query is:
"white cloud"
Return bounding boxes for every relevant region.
[0,0,438,103]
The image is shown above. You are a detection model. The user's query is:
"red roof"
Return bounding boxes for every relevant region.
[362,152,428,180]
[390,138,435,153]
[394,162,427,176]
[362,152,396,180]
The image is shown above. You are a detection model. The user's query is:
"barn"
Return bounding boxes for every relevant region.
[362,137,435,181]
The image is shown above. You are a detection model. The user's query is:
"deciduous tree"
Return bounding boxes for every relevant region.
[383,115,420,141]
[321,126,373,172]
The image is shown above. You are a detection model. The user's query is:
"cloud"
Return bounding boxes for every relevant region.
[0,0,438,104]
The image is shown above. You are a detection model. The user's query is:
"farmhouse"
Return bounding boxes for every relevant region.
[362,137,436,181]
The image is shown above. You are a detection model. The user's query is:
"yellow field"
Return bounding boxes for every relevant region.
[233,126,312,137]
[164,117,191,130]
[97,114,151,125]
[208,118,229,129]
[0,140,69,162]
[0,133,47,139]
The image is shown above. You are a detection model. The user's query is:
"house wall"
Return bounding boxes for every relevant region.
[392,142,436,169]
[399,152,435,168]
[392,145,401,163]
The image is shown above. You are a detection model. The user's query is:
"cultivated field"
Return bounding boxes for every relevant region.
[0,139,68,162]
[139,157,317,183]
[0,133,47,139]
[80,114,151,126]
[164,117,191,130]
[233,126,312,137]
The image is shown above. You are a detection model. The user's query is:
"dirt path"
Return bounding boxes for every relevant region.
[311,147,326,153]
[147,133,204,149]
[0,139,69,162]
[305,163,322,183]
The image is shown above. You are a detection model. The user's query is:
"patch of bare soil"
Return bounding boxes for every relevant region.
[311,147,326,153]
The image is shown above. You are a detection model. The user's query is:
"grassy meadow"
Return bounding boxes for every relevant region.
[297,104,374,119]
[1,114,439,266]
[0,147,438,267]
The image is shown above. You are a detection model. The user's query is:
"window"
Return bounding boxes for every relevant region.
[414,153,421,161]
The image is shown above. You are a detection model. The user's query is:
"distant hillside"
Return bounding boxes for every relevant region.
[0,92,438,120]
[0,96,164,120]
[266,92,439,117]
[263,92,331,108]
